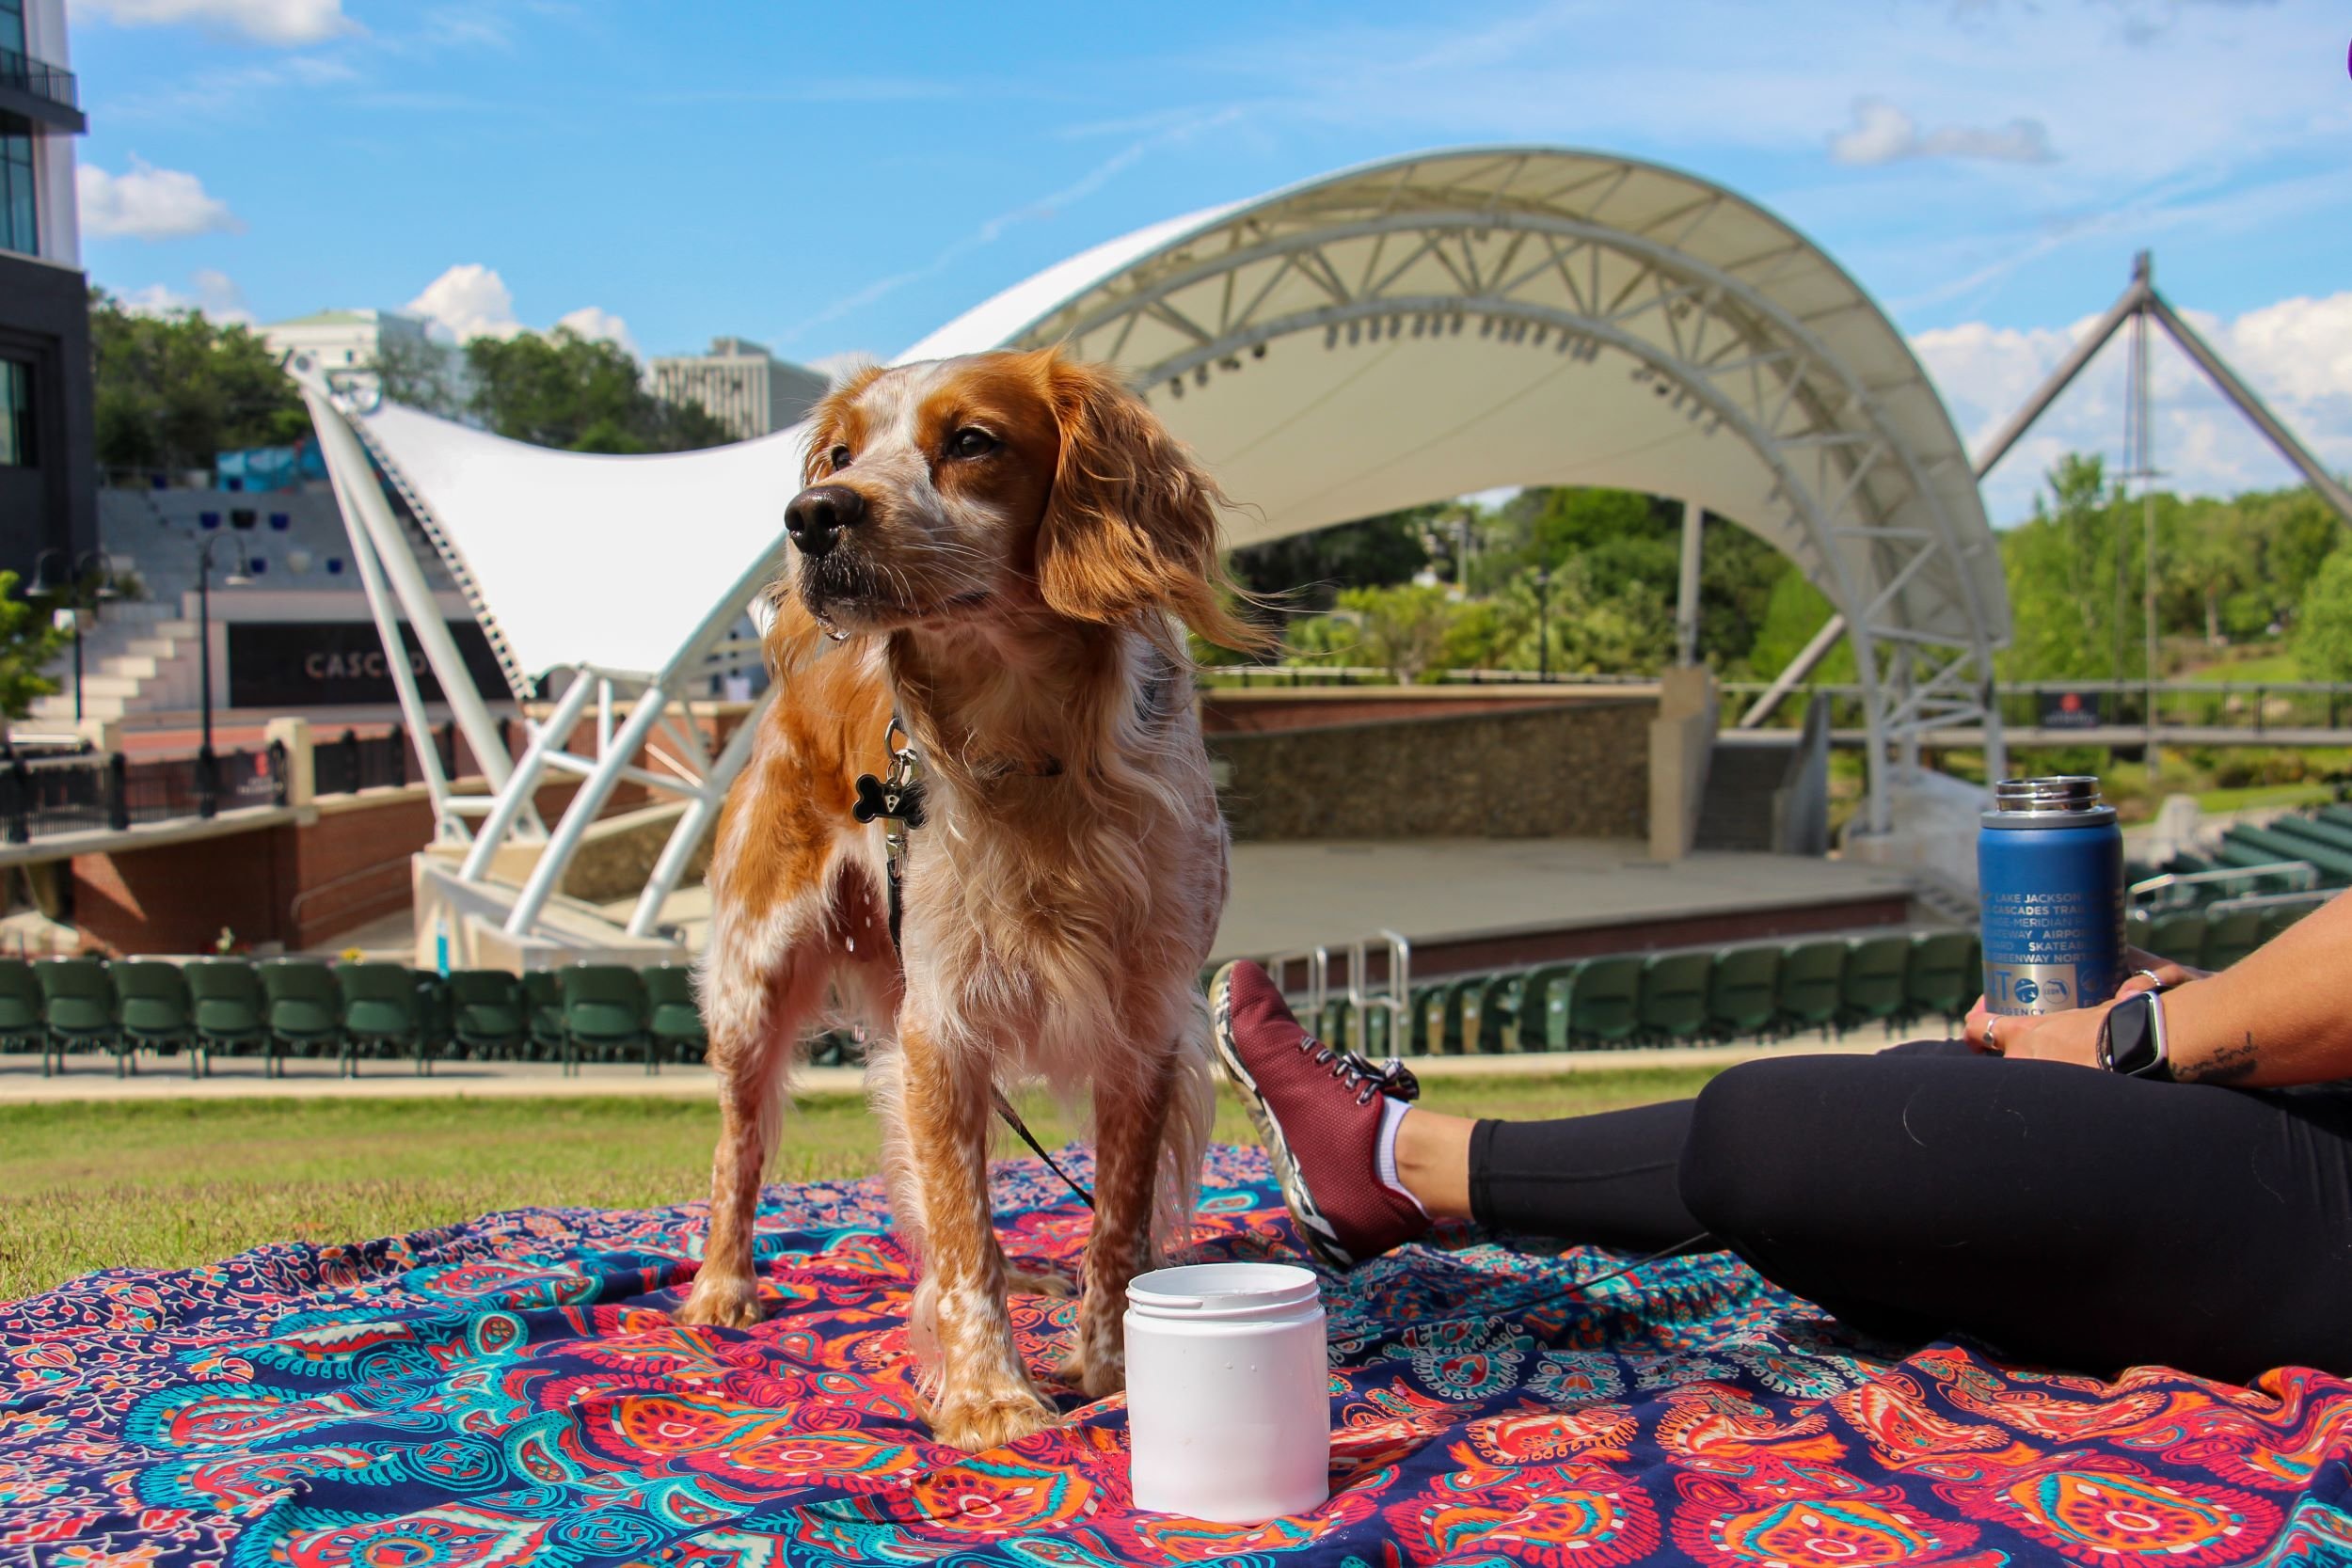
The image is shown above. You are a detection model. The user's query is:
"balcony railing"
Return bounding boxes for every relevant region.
[0,44,78,116]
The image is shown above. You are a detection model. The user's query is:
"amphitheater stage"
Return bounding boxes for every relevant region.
[626,839,1921,981]
[1215,837,1921,979]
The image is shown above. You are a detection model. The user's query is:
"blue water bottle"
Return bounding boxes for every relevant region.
[1979,776,2124,1017]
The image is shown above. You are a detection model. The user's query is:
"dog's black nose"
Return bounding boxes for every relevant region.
[785,484,866,558]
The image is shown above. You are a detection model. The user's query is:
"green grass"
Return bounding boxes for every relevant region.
[0,1068,1721,1302]
[2183,650,2305,684]
[2191,781,2342,815]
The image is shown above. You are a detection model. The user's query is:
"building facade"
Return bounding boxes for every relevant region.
[647,336,826,441]
[261,308,435,373]
[0,0,94,583]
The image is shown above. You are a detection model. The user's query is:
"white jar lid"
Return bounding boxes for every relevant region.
[1127,1262,1320,1319]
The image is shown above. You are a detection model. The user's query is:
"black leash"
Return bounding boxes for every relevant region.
[854,717,1095,1211]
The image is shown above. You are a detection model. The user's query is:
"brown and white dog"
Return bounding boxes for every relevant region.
[675,349,1267,1451]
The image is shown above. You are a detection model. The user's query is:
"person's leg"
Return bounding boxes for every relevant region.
[1677,1054,2352,1383]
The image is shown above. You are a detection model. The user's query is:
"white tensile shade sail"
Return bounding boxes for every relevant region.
[354,403,809,685]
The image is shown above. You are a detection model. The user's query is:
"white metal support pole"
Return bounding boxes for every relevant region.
[1675,498,1704,666]
[506,683,673,935]
[307,390,519,795]
[459,671,597,882]
[626,689,772,937]
[309,388,449,797]
[597,678,613,757]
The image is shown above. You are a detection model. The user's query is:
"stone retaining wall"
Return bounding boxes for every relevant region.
[1208,697,1653,841]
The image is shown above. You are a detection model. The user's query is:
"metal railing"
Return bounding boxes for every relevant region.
[2129,862,2320,912]
[0,742,290,843]
[1720,678,2352,736]
[0,44,77,112]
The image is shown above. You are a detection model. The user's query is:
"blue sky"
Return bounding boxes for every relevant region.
[60,0,2352,518]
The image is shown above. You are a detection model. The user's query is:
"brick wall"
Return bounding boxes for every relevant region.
[1208,698,1654,842]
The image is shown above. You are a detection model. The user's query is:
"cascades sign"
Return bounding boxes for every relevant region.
[226,621,509,707]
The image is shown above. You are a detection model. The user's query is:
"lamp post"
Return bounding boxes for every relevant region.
[1534,562,1552,682]
[195,535,253,818]
[28,548,119,724]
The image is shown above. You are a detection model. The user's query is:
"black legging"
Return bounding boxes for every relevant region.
[1468,1040,2352,1385]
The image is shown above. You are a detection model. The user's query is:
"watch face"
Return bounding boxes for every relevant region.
[2106,996,2159,1076]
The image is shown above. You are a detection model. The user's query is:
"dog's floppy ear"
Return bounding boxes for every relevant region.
[1033,352,1273,655]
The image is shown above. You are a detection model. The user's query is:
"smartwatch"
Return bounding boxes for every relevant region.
[2097,990,2172,1081]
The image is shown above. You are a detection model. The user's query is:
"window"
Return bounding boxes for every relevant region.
[0,357,30,467]
[0,0,24,57]
[0,112,34,257]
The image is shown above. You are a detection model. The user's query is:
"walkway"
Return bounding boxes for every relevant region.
[0,1027,1906,1104]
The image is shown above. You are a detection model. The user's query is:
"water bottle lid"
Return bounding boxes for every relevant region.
[1127,1262,1321,1319]
[1994,776,2104,813]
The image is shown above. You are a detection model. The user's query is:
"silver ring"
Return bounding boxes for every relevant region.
[1983,1016,2003,1053]
[2133,968,2168,992]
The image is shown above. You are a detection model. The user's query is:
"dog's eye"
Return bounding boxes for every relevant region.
[947,428,998,460]
[827,445,853,472]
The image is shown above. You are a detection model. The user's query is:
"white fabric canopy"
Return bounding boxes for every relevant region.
[354,403,807,681]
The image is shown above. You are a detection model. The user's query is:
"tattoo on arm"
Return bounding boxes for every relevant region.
[2180,1031,2261,1086]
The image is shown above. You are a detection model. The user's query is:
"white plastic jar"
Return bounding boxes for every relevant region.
[1123,1261,1330,1523]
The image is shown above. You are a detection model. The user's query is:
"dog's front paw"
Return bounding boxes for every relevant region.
[929,1386,1058,1451]
[674,1272,764,1329]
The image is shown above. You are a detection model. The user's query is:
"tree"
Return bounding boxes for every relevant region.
[87,288,309,472]
[2296,550,2352,681]
[1228,508,1435,610]
[0,570,67,718]
[371,333,468,420]
[463,327,733,453]
[1322,583,1457,682]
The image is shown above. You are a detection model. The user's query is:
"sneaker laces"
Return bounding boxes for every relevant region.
[1303,1036,1421,1106]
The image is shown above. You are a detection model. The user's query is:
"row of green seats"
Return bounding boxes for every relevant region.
[2,958,709,1078]
[2128,899,2318,974]
[1295,930,1982,1057]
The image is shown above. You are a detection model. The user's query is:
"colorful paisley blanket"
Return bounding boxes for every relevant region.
[6,1145,2352,1567]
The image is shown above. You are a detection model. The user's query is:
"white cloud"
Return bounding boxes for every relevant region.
[117,268,253,324]
[77,160,242,241]
[406,265,644,357]
[405,263,522,344]
[71,0,357,45]
[1914,291,2352,523]
[554,305,637,357]
[1829,99,2056,166]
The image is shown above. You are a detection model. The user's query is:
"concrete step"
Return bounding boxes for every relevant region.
[72,673,146,698]
[122,638,183,658]
[30,693,126,721]
[99,655,162,679]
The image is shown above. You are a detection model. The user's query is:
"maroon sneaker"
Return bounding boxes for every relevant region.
[1208,960,1428,1270]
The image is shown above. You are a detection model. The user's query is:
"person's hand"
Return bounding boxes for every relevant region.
[1963,995,2112,1067]
[2116,945,2210,997]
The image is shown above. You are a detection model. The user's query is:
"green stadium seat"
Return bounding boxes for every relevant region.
[561,964,653,1074]
[415,973,453,1068]
[644,963,708,1064]
[2269,816,2352,858]
[1419,978,1472,1056]
[2201,908,2265,971]
[183,958,269,1072]
[523,970,566,1062]
[338,962,421,1070]
[448,970,526,1059]
[1776,940,1847,1036]
[1315,996,1354,1053]
[1637,951,1711,1045]
[1903,931,1979,1034]
[2227,824,2352,880]
[1468,972,1524,1053]
[2260,902,2315,945]
[36,958,120,1074]
[260,959,343,1071]
[1842,935,1912,1032]
[1520,963,1582,1052]
[2142,911,2207,969]
[1568,956,1642,1049]
[0,958,48,1074]
[1705,944,1780,1041]
[114,960,199,1076]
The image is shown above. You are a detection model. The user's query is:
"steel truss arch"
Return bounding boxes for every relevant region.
[910,147,2010,832]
